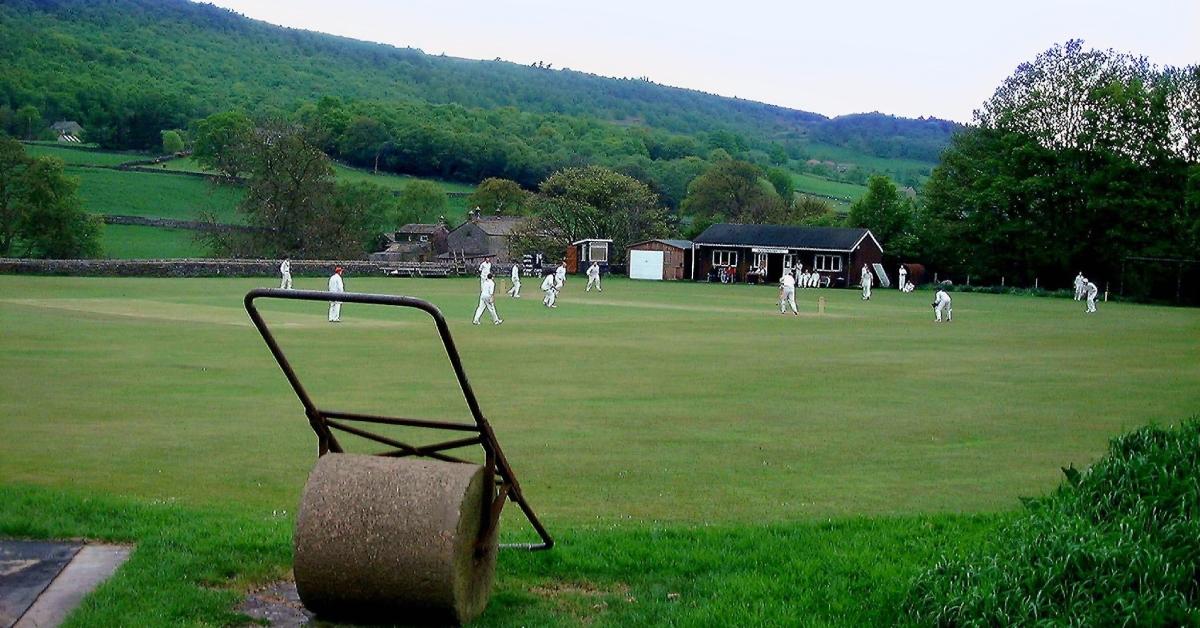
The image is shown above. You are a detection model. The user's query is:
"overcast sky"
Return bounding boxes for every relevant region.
[203,0,1198,123]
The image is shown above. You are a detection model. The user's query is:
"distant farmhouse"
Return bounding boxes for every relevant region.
[51,120,83,143]
[443,214,528,263]
[692,223,882,287]
[369,223,449,263]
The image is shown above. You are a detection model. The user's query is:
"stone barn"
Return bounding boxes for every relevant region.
[626,239,693,281]
[444,216,527,263]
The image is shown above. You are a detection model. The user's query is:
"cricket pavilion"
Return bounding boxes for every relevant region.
[691,223,883,287]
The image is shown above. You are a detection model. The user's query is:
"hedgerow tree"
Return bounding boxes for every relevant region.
[0,137,102,258]
[511,166,667,263]
[199,121,389,258]
[681,159,784,224]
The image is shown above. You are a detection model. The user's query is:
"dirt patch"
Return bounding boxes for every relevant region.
[239,581,312,627]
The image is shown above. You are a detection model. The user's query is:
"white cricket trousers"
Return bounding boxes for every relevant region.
[862,283,871,300]
[328,301,341,322]
[508,280,521,297]
[280,273,292,290]
[474,298,499,323]
[780,288,797,314]
[586,276,602,292]
[935,303,951,322]
[1086,296,1097,313]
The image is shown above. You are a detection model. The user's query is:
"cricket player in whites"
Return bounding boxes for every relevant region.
[279,257,292,289]
[507,263,521,298]
[1074,272,1086,300]
[861,265,873,300]
[478,257,492,287]
[585,262,602,292]
[541,270,558,308]
[779,272,798,315]
[898,264,907,291]
[933,288,952,323]
[473,273,503,325]
[1084,280,1099,313]
[327,266,344,323]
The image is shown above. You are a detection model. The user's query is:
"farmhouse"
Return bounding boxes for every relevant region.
[395,223,449,253]
[627,239,693,281]
[692,224,882,287]
[51,120,83,143]
[444,215,527,263]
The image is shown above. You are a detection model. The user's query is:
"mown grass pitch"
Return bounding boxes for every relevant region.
[1,276,1197,624]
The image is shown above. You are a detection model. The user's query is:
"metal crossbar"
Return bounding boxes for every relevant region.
[243,288,553,552]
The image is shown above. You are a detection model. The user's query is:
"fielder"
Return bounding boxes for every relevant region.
[1073,272,1086,300]
[585,262,602,292]
[933,289,952,322]
[779,272,798,315]
[1085,280,1098,313]
[507,263,521,298]
[861,265,873,300]
[327,266,344,323]
[554,261,567,289]
[898,265,907,291]
[473,273,503,325]
[279,257,292,290]
[478,258,492,286]
[541,271,558,308]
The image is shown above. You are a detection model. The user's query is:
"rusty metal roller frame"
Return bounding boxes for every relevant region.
[243,288,552,623]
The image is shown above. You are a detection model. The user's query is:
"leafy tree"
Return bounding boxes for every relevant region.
[192,111,253,178]
[790,195,840,226]
[17,157,102,258]
[15,106,40,140]
[397,180,448,220]
[0,137,30,254]
[338,115,392,173]
[466,178,529,215]
[512,166,666,262]
[161,129,185,153]
[766,167,795,203]
[681,160,784,224]
[201,120,380,258]
[921,43,1197,288]
[848,174,915,257]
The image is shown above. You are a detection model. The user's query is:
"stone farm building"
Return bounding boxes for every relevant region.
[692,223,882,287]
[370,223,449,263]
[444,215,527,263]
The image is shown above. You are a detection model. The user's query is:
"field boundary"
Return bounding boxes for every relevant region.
[0,258,385,277]
[101,215,252,232]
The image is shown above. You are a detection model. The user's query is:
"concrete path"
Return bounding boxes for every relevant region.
[0,540,130,628]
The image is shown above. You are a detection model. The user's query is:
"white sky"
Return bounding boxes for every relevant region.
[203,0,1198,123]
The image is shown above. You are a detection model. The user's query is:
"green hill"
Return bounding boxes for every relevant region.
[0,0,957,196]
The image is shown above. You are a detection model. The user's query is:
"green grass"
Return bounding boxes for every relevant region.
[99,224,212,259]
[1,277,1196,624]
[69,167,244,223]
[22,143,146,167]
[791,172,868,204]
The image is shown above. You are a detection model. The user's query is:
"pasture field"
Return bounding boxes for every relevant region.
[71,167,245,223]
[99,224,212,259]
[1,276,1196,624]
[21,142,142,166]
[791,172,867,204]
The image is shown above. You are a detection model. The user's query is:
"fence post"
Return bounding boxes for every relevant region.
[1034,277,1038,290]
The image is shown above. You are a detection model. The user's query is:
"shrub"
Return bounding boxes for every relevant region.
[904,419,1200,626]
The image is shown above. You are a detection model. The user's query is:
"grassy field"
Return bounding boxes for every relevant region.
[791,172,868,204]
[22,143,144,166]
[70,167,244,223]
[99,224,212,259]
[0,277,1196,624]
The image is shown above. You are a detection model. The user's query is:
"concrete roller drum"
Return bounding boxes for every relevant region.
[293,453,498,624]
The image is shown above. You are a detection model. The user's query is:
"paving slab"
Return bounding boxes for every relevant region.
[0,541,80,628]
[15,545,131,628]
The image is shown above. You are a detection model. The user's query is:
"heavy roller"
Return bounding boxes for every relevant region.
[244,288,552,624]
